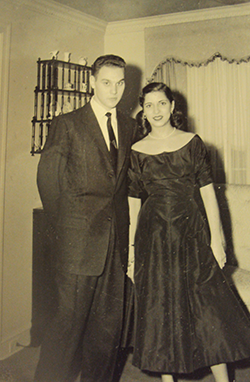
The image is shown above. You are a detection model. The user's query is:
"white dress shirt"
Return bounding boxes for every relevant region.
[90,97,119,150]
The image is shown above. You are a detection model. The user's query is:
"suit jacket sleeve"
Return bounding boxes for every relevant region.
[37,116,69,226]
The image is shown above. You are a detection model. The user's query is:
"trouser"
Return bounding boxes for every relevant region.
[34,242,127,382]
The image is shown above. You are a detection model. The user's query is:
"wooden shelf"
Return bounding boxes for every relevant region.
[31,58,92,155]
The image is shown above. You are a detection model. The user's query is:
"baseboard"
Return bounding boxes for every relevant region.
[0,329,31,360]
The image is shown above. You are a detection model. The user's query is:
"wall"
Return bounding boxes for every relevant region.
[0,0,106,359]
[106,4,250,81]
[105,24,145,117]
[145,12,250,78]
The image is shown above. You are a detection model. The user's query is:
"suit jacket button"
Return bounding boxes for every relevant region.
[108,171,114,178]
[107,217,112,221]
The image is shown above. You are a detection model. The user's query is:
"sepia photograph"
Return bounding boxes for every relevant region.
[0,1,250,381]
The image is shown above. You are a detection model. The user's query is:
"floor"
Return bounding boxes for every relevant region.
[0,346,250,382]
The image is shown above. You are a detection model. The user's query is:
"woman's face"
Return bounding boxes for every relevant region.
[143,91,174,129]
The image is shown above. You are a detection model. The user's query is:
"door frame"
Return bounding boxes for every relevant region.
[0,20,11,341]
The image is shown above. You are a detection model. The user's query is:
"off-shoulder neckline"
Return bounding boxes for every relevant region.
[132,134,198,156]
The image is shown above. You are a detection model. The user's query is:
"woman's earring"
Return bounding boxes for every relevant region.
[143,114,147,120]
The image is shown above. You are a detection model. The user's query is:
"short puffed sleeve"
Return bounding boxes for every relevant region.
[128,151,145,198]
[193,135,213,188]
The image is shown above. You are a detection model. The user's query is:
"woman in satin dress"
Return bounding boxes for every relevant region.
[127,82,250,382]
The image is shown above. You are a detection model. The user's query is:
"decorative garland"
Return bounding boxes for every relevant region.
[151,52,250,79]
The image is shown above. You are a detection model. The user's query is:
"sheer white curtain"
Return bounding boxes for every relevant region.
[151,55,250,184]
[152,60,187,93]
[187,58,250,184]
[152,60,187,99]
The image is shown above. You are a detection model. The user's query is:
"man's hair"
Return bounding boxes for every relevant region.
[91,54,126,77]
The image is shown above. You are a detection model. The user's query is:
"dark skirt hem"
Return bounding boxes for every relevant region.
[132,354,250,375]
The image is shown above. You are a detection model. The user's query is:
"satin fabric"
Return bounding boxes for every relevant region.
[129,135,250,374]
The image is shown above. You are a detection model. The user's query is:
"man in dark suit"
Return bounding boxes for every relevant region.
[34,54,137,382]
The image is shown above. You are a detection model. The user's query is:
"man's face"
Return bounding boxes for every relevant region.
[90,65,125,110]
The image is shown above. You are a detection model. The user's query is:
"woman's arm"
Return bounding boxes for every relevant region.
[127,196,141,282]
[200,183,226,269]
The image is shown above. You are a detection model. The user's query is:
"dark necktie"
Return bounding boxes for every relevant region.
[106,112,118,172]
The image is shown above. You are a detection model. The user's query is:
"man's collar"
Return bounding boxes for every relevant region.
[91,96,117,117]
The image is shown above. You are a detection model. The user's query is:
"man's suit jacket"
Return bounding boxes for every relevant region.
[37,102,137,276]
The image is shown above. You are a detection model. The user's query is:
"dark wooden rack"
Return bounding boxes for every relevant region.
[31,58,93,155]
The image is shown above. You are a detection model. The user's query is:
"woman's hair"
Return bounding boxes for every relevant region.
[137,82,184,136]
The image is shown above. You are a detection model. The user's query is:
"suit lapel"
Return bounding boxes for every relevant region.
[77,104,130,179]
[79,103,112,164]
